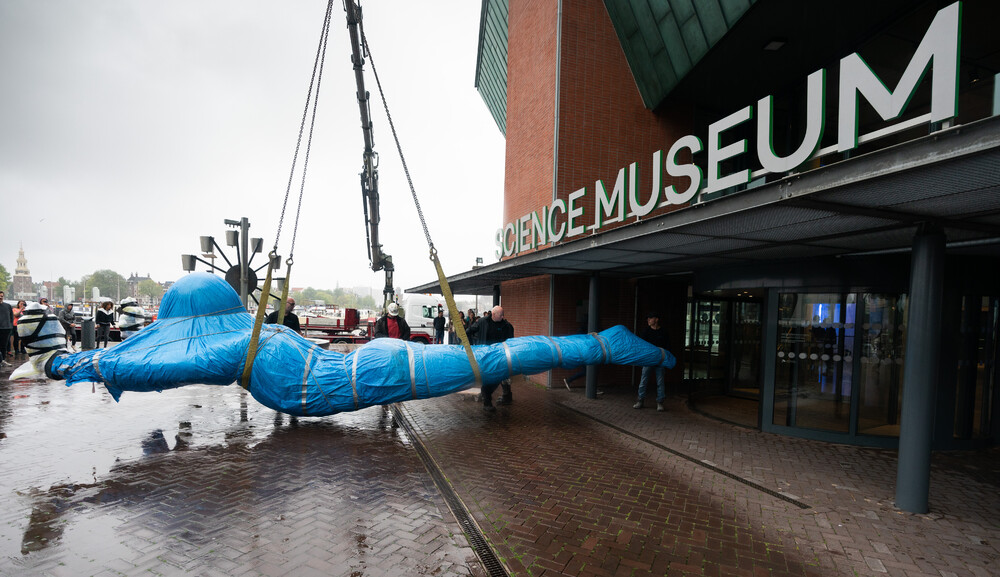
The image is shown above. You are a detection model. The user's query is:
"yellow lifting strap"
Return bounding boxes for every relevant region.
[275,260,293,326]
[241,254,278,390]
[430,249,482,390]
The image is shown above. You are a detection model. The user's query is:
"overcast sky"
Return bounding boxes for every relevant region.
[0,0,505,296]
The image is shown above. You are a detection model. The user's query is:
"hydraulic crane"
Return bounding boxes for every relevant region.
[345,0,394,308]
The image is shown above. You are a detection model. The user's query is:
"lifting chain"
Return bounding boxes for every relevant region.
[363,32,482,390]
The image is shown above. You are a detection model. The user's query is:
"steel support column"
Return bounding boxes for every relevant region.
[492,284,501,307]
[895,226,945,513]
[586,274,599,400]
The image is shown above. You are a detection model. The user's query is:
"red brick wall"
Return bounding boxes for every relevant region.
[554,0,696,237]
[501,0,698,260]
[504,0,559,226]
[499,1,696,392]
[499,275,550,343]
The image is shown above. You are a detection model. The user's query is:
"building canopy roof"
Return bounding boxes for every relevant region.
[410,116,1000,295]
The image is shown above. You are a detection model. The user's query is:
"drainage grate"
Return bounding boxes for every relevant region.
[391,404,509,577]
[559,403,811,510]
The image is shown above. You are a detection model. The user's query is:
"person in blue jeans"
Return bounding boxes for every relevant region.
[634,311,672,411]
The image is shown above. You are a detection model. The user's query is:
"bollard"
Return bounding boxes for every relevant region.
[82,318,96,350]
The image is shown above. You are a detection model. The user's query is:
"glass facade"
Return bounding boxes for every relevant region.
[857,295,908,436]
[954,296,999,440]
[773,293,855,432]
[687,287,998,447]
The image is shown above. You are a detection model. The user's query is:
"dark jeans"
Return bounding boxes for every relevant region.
[97,324,111,347]
[434,330,444,344]
[481,378,512,405]
[638,366,666,402]
[0,328,10,358]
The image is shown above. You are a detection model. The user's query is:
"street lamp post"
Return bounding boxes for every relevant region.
[181,217,265,310]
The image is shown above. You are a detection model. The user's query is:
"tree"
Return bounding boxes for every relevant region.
[83,269,127,302]
[0,263,9,293]
[138,279,164,303]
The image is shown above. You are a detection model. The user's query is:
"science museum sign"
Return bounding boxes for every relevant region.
[495,1,962,259]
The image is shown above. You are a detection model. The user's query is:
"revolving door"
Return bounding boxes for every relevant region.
[686,295,762,401]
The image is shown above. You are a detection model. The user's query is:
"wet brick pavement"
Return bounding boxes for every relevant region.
[1,353,998,576]
[0,355,484,577]
[400,379,999,577]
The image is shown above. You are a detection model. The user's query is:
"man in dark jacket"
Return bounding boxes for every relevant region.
[465,305,514,411]
[373,302,410,340]
[634,311,672,411]
[433,308,446,343]
[265,298,301,334]
[58,303,78,348]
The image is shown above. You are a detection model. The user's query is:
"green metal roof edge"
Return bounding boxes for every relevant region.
[475,0,508,136]
[604,0,756,109]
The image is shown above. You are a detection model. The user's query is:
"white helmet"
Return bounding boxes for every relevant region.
[119,297,137,306]
[386,302,400,317]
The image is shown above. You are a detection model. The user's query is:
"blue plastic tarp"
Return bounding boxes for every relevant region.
[47,273,676,416]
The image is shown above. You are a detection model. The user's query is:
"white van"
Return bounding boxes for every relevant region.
[399,294,447,344]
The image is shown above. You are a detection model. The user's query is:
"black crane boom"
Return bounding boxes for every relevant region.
[345,0,393,306]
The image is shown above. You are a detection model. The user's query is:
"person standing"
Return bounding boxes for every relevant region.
[96,301,115,348]
[433,308,446,344]
[0,290,13,366]
[373,302,410,340]
[58,303,78,349]
[465,305,515,411]
[265,298,301,334]
[634,311,672,411]
[12,300,26,355]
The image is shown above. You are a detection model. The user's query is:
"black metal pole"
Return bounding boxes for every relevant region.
[895,226,945,513]
[586,274,599,400]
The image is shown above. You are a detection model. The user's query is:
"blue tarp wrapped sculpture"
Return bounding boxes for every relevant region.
[11,273,676,415]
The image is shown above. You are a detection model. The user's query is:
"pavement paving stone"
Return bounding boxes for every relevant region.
[397,377,998,577]
[0,363,487,577]
[2,358,998,577]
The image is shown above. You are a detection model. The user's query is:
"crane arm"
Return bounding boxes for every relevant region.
[345,0,394,305]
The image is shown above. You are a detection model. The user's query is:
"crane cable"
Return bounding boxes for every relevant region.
[242,0,335,390]
[362,32,483,391]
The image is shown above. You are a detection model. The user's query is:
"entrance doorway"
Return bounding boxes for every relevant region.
[686,291,763,426]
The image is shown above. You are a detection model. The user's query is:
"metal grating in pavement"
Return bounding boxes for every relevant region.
[391,404,510,577]
[558,402,812,510]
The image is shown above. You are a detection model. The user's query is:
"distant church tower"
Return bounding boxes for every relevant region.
[12,244,36,299]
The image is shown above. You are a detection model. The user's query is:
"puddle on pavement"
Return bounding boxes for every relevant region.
[0,377,417,570]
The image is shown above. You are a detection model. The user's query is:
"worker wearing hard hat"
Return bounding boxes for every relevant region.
[373,302,410,340]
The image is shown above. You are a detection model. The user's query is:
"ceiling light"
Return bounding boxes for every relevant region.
[763,38,786,51]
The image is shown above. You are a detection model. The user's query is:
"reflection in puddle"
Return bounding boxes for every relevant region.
[13,402,415,561]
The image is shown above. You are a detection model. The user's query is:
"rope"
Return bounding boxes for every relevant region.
[288,0,333,259]
[363,32,482,390]
[246,0,333,388]
[363,33,433,250]
[274,0,335,254]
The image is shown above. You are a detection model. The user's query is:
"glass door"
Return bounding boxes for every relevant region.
[773,293,856,432]
[954,295,998,440]
[686,296,761,397]
[729,301,761,397]
[687,299,729,386]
